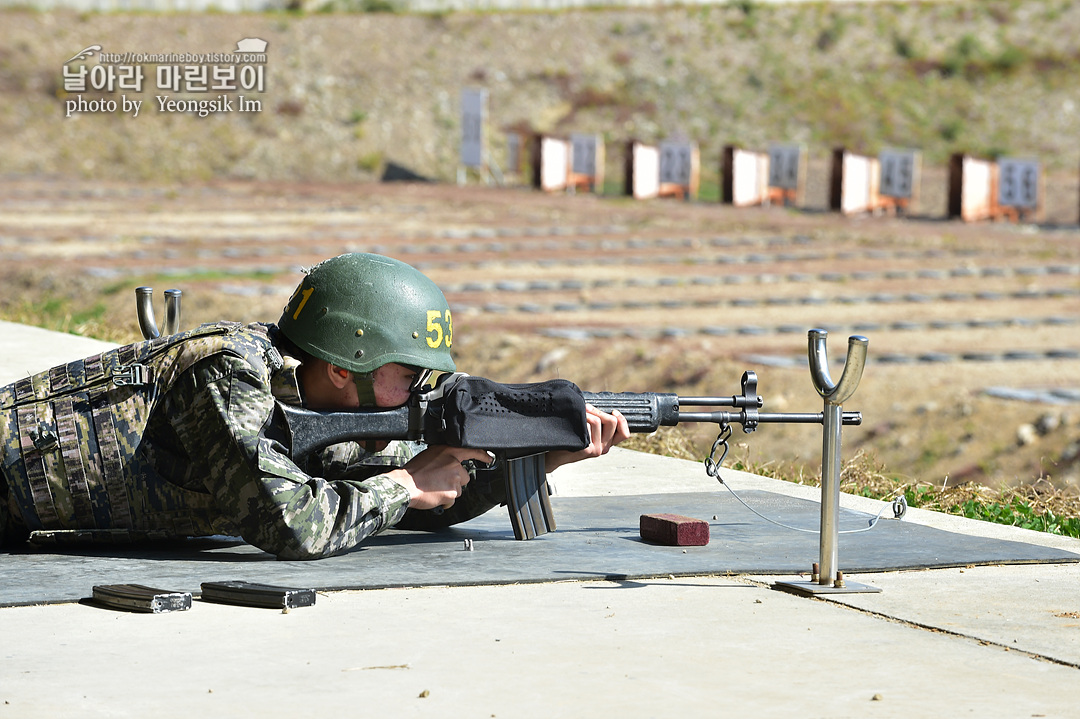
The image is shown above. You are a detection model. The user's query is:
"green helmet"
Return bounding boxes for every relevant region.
[278,253,455,375]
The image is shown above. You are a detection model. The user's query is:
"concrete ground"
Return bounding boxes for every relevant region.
[1,322,1079,718]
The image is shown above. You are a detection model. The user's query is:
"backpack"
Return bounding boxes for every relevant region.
[0,322,277,541]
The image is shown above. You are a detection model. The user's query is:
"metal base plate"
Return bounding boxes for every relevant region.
[772,579,883,597]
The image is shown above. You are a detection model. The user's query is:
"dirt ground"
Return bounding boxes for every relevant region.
[1,176,1079,495]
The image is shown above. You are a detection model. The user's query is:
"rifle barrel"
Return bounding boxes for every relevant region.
[679,395,763,409]
[677,411,862,426]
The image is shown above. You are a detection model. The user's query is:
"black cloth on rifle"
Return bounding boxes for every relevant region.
[423,377,589,455]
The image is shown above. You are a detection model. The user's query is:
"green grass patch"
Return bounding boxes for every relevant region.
[950,495,1080,537]
[843,453,1080,539]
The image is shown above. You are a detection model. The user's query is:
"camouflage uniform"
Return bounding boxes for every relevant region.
[0,321,501,559]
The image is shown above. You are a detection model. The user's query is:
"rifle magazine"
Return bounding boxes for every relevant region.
[200,580,316,609]
[504,453,555,540]
[91,584,192,613]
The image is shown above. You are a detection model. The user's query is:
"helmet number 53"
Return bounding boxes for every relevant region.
[426,310,453,349]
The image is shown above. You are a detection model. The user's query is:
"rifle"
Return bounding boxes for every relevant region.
[277,370,862,540]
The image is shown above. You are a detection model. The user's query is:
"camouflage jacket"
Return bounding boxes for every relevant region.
[0,321,502,559]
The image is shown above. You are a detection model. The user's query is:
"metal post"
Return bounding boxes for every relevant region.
[819,401,843,584]
[774,330,880,597]
[810,330,867,585]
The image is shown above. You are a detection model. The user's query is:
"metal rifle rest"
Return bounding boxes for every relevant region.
[135,286,182,340]
[774,330,881,597]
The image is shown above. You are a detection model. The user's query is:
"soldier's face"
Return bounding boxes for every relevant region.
[371,363,420,408]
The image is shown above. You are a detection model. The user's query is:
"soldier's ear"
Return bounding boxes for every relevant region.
[326,363,352,390]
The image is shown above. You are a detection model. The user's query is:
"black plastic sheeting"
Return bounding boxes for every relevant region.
[2,490,1077,607]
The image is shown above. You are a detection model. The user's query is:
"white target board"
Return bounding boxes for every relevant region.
[879,149,920,200]
[460,88,487,168]
[998,158,1040,209]
[839,151,877,215]
[628,142,660,200]
[959,155,994,221]
[730,148,769,207]
[537,136,570,192]
[768,144,804,190]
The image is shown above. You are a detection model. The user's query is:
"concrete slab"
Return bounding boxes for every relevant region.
[800,563,1080,668]
[3,577,1080,718]
[0,319,116,385]
[2,320,1079,717]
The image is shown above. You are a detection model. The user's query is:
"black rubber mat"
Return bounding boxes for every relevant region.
[2,490,1077,606]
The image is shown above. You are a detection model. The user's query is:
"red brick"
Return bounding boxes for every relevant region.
[639,513,710,547]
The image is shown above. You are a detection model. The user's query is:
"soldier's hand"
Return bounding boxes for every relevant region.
[388,446,491,510]
[545,405,629,473]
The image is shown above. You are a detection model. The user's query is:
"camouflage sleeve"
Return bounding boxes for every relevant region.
[174,352,412,560]
[307,440,418,479]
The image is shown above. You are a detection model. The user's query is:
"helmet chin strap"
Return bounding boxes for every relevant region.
[351,372,377,407]
[350,371,381,453]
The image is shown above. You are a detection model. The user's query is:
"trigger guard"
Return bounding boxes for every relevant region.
[463,452,498,473]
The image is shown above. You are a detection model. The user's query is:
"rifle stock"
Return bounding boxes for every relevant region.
[280,403,421,465]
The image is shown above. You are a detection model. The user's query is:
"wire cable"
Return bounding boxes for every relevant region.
[704,424,905,535]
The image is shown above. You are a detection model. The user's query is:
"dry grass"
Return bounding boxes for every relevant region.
[834,450,1080,524]
[801,449,1079,536]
